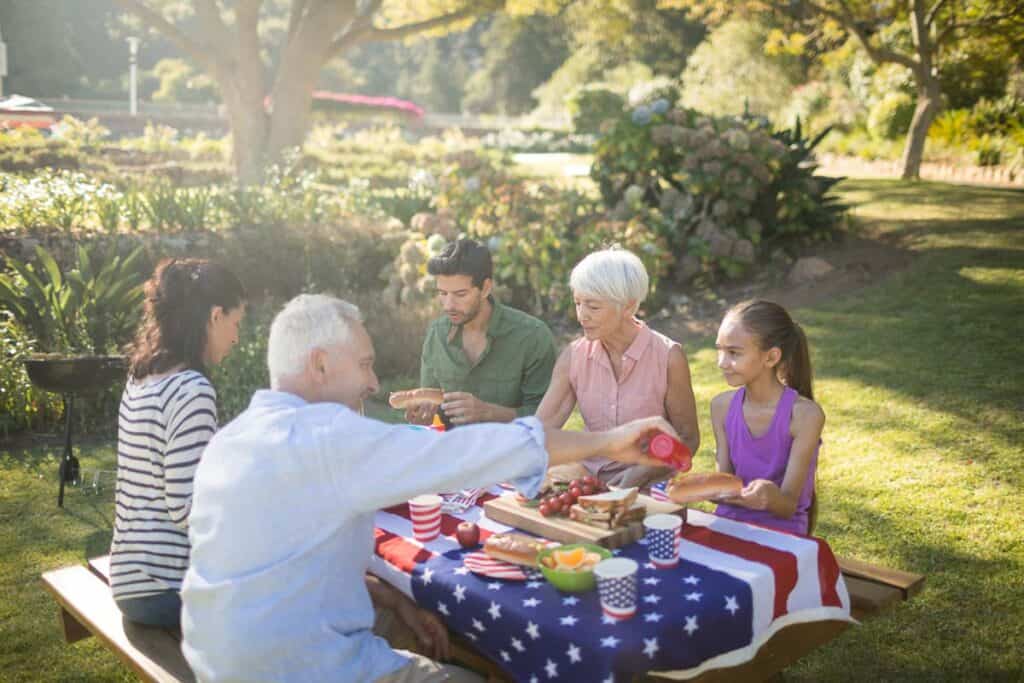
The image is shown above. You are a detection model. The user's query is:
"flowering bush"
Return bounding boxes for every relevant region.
[591,103,845,281]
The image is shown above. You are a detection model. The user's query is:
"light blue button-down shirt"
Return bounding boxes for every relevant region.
[181,390,548,682]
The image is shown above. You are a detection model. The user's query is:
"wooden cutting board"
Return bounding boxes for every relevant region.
[483,493,684,549]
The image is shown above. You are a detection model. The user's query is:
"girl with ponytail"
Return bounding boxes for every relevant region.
[709,299,823,535]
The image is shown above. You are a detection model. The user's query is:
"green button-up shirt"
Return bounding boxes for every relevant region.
[420,300,557,417]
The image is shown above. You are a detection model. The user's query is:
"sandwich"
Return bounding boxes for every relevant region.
[483,533,549,566]
[388,388,444,410]
[666,472,743,504]
[568,487,646,530]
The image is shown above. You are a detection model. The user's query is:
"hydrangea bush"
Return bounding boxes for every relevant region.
[591,103,845,280]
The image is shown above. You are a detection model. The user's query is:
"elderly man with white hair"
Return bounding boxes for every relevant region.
[180,293,676,683]
[537,247,700,488]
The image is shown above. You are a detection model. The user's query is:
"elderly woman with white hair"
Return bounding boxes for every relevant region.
[536,248,700,488]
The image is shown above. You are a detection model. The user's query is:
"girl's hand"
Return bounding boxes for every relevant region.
[735,479,778,510]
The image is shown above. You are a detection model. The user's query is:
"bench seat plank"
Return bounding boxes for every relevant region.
[838,556,925,598]
[41,565,194,683]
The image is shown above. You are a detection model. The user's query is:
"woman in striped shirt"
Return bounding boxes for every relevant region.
[111,258,246,628]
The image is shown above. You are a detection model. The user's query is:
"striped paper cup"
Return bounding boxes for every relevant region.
[409,494,442,542]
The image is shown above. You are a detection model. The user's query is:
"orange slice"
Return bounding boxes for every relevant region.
[553,547,587,570]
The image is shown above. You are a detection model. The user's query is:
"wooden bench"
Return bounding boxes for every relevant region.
[40,560,194,683]
[44,555,923,683]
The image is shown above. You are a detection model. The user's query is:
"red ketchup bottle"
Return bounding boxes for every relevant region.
[648,432,692,471]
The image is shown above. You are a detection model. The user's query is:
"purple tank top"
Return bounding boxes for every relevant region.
[714,386,817,535]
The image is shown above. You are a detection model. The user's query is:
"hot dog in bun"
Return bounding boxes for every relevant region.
[666,472,743,504]
[388,388,444,410]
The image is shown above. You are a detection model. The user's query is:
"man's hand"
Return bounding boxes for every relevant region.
[404,402,437,425]
[442,392,512,425]
[603,417,681,468]
[395,598,451,661]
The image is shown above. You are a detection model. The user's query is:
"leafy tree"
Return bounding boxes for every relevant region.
[462,15,569,115]
[661,0,1024,178]
[114,1,503,182]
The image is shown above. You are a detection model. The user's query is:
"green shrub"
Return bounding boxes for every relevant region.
[566,86,625,135]
[590,105,844,282]
[867,92,916,141]
[967,96,1024,137]
[929,109,972,146]
[0,314,62,436]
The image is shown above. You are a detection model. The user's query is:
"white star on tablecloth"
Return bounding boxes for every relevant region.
[454,566,470,575]
[643,612,663,623]
[529,676,539,683]
[644,562,657,570]
[637,538,650,545]
[562,596,579,606]
[466,632,478,642]
[601,635,621,648]
[437,601,449,616]
[566,643,581,663]
[683,575,700,585]
[601,615,618,625]
[684,615,699,635]
[523,597,541,608]
[488,581,502,591]
[453,584,467,603]
[420,567,434,585]
[643,637,660,658]
[545,658,558,678]
[560,615,579,626]
[642,594,662,604]
[526,621,541,640]
[500,650,511,662]
[643,577,661,586]
[602,677,614,683]
[512,637,526,652]
[611,549,622,555]
[725,595,739,615]
[527,580,544,589]
[472,618,486,632]
[488,601,502,620]
[685,592,703,602]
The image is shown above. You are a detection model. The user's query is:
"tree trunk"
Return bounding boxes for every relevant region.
[899,80,941,180]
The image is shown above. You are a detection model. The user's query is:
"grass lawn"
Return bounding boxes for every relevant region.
[1,178,1022,681]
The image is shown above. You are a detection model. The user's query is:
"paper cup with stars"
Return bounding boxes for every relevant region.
[643,513,682,569]
[593,557,639,620]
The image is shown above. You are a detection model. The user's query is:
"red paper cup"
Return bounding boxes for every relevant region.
[409,494,442,542]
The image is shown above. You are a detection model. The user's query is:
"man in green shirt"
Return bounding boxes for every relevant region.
[408,239,557,427]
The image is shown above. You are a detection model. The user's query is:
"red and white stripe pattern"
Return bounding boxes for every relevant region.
[462,552,536,581]
[680,509,849,634]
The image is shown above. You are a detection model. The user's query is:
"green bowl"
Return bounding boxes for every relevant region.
[536,543,612,593]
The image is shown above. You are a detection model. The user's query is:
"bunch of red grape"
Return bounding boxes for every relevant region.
[538,476,608,518]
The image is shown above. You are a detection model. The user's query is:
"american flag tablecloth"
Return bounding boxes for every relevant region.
[370,486,852,682]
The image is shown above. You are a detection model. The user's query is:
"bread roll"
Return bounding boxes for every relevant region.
[667,472,743,504]
[483,533,548,566]
[388,388,444,409]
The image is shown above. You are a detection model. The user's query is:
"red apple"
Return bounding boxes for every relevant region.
[456,522,480,548]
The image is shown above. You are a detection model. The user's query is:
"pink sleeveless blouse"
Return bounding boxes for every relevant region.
[568,320,677,476]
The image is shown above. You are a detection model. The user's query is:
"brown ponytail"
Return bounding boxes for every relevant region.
[128,258,246,380]
[727,299,814,400]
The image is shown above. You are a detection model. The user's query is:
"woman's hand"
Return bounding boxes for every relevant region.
[395,598,451,661]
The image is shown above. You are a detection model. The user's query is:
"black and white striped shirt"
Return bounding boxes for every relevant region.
[110,369,217,600]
